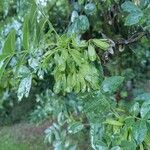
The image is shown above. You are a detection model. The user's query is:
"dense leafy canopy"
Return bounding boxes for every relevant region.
[0,0,150,149]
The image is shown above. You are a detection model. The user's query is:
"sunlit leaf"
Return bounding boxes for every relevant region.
[104,119,123,126]
[71,10,78,22]
[0,54,10,63]
[92,39,110,51]
[78,73,86,93]
[2,29,16,54]
[74,76,80,93]
[69,49,84,66]
[66,73,73,93]
[88,44,96,61]
[54,54,66,72]
[53,79,61,94]
[17,74,32,101]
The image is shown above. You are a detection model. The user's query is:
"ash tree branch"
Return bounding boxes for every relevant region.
[115,31,149,45]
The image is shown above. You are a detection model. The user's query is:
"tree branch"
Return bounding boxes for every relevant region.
[115,31,148,45]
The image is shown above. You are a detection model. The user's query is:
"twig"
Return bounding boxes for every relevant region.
[115,32,147,45]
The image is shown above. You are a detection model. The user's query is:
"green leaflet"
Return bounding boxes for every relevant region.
[132,120,147,144]
[71,10,78,22]
[68,15,89,35]
[104,119,123,126]
[79,63,100,90]
[134,93,150,101]
[140,101,150,119]
[0,29,16,79]
[79,63,91,77]
[78,73,86,93]
[125,12,143,26]
[67,61,76,73]
[61,73,67,91]
[54,54,66,72]
[23,16,30,50]
[17,74,32,101]
[121,1,141,13]
[88,44,96,61]
[72,72,77,87]
[84,3,96,15]
[101,76,124,93]
[17,66,31,78]
[84,90,110,113]
[144,127,150,147]
[53,79,61,94]
[36,18,48,44]
[2,29,16,54]
[66,73,73,93]
[0,54,10,63]
[78,15,90,32]
[68,122,84,134]
[43,48,58,64]
[121,1,143,26]
[74,75,80,93]
[69,49,84,66]
[90,123,107,150]
[72,38,88,48]
[92,39,110,51]
[121,141,136,150]
[129,102,140,117]
[61,49,69,61]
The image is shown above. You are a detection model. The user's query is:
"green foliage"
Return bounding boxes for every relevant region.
[42,35,105,94]
[17,74,32,101]
[121,1,143,25]
[23,16,30,50]
[133,120,147,144]
[92,39,110,51]
[68,122,84,134]
[102,76,124,93]
[34,88,150,149]
[88,44,96,61]
[84,3,96,15]
[129,102,140,116]
[2,29,16,54]
[135,93,150,101]
[0,0,150,149]
[140,101,150,119]
[68,15,90,35]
